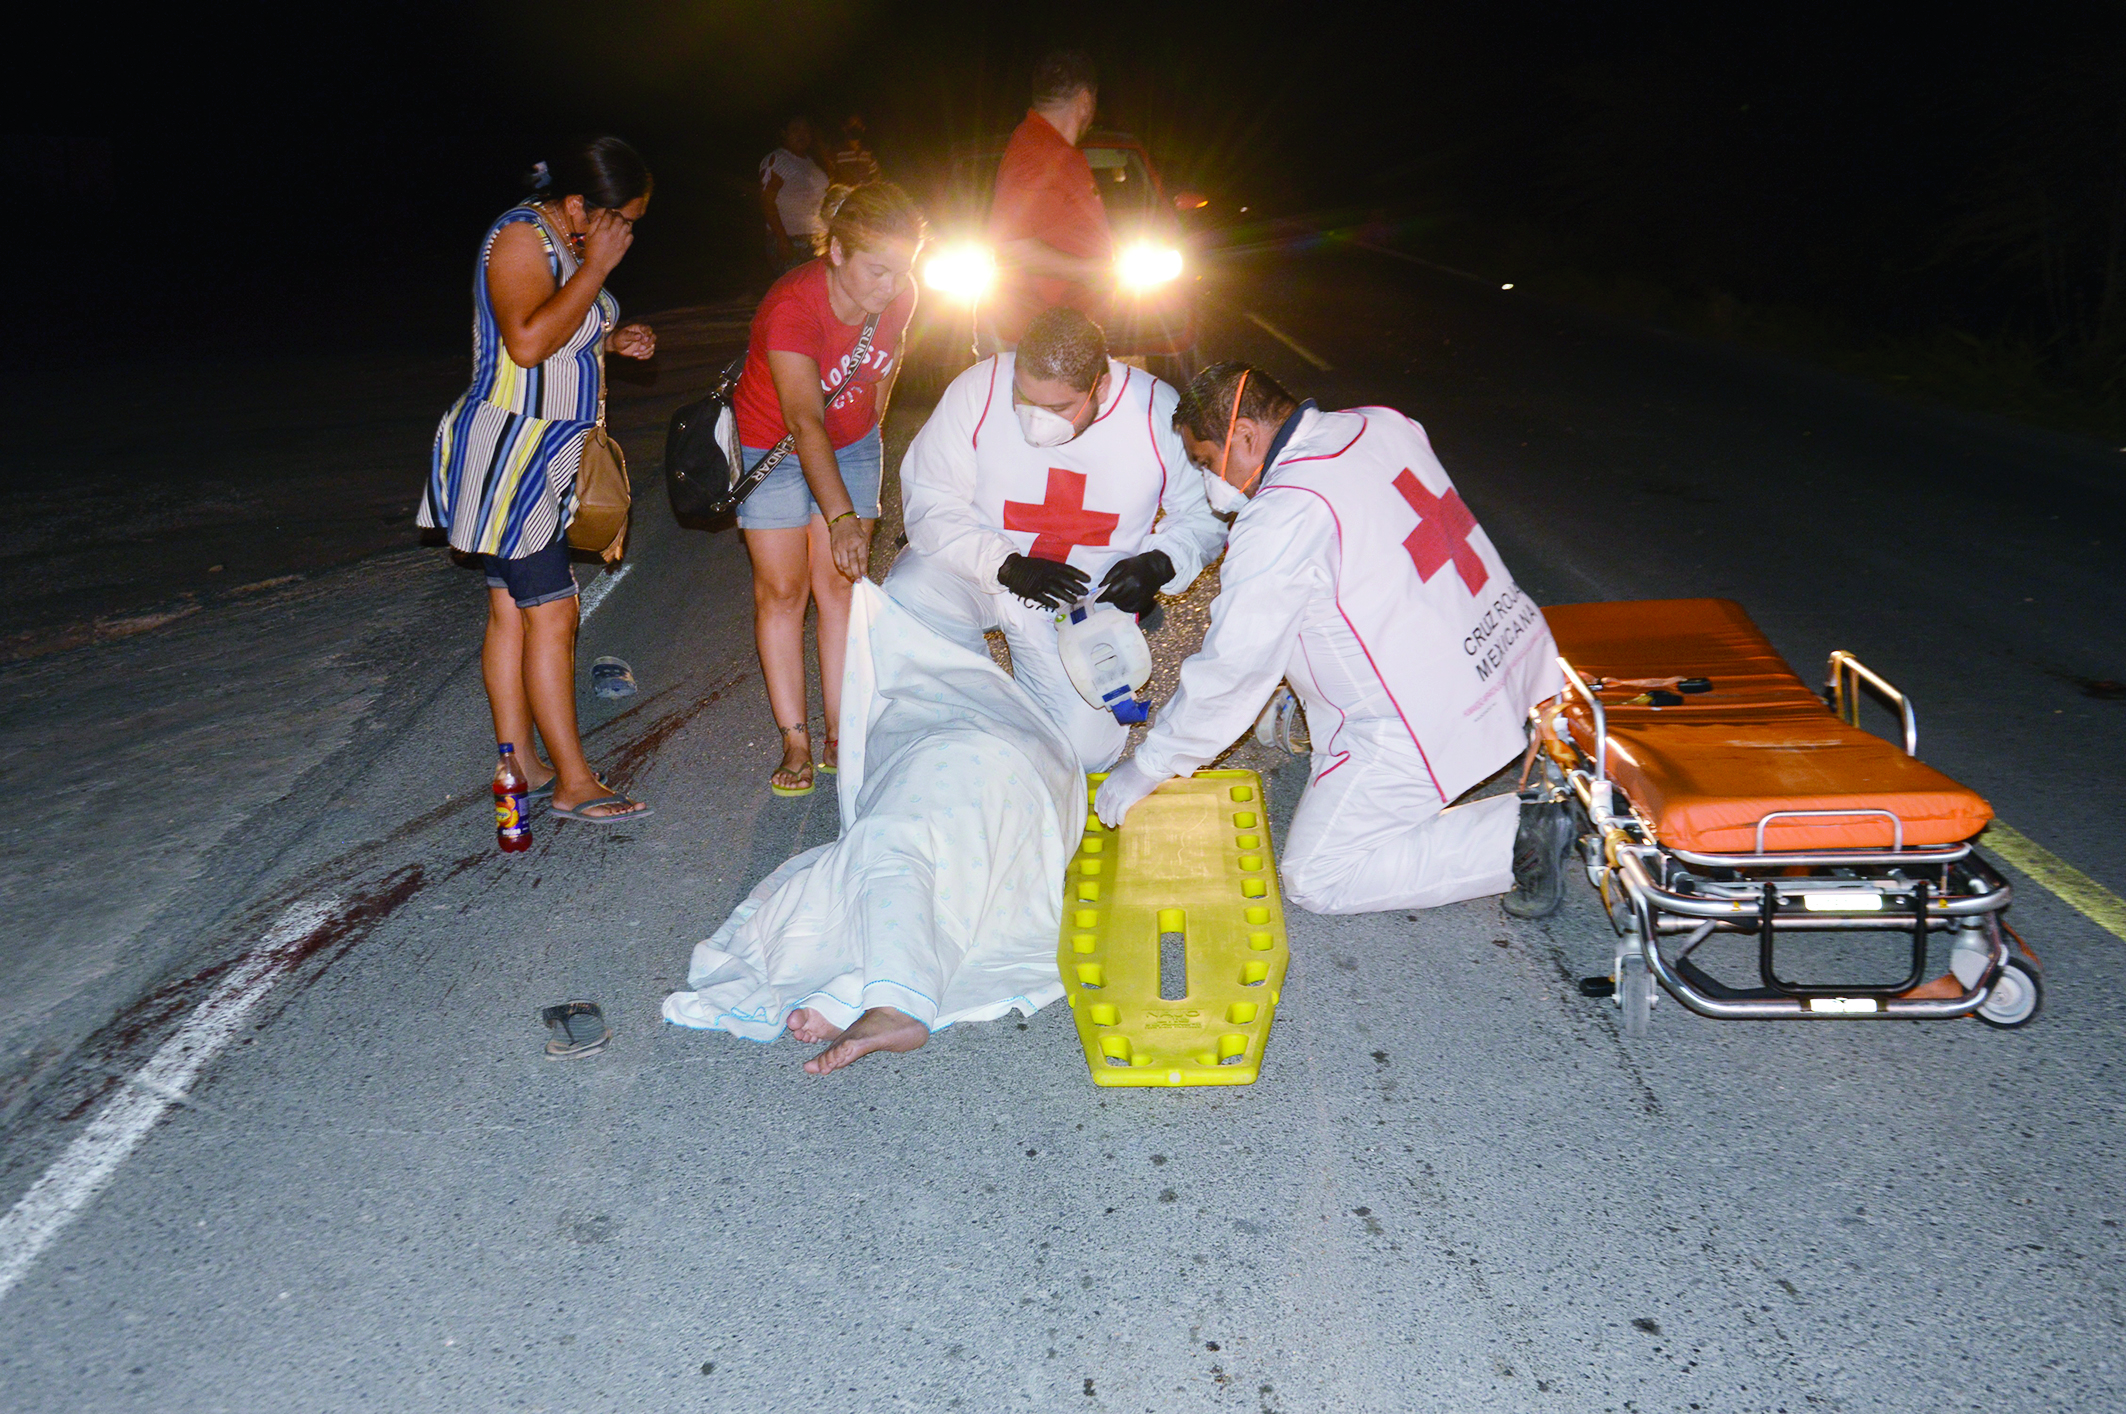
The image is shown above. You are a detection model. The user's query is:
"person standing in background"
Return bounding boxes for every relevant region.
[986,50,1113,348]
[730,184,928,797]
[759,116,829,274]
[419,137,657,825]
[827,112,881,185]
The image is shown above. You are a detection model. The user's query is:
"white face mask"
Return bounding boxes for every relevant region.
[1201,468,1252,515]
[1015,402,1080,448]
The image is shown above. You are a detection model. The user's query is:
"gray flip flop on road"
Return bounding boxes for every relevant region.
[590,656,636,699]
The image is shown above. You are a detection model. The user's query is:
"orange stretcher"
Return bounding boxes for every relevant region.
[1531,598,2041,1033]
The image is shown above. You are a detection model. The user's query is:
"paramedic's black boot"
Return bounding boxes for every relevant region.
[1501,790,1573,920]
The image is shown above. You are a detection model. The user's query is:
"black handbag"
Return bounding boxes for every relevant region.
[665,313,879,522]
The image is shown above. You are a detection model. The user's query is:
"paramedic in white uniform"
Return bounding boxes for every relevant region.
[1093,362,1575,917]
[886,306,1226,770]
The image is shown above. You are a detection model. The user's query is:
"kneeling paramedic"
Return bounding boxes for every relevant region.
[887,306,1224,769]
[1093,363,1574,917]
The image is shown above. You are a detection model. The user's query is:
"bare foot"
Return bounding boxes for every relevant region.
[803,1006,928,1075]
[785,1007,845,1044]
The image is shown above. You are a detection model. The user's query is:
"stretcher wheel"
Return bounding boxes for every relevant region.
[1618,955,1654,1037]
[1975,957,2043,1029]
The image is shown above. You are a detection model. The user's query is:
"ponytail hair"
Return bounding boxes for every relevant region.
[525,136,653,211]
[816,180,928,258]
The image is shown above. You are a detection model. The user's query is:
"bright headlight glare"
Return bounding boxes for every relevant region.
[1117,242,1184,290]
[923,243,997,302]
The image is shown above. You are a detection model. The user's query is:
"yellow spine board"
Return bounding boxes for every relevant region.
[1061,769,1289,1087]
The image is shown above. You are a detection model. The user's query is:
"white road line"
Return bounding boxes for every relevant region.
[580,561,631,620]
[0,897,339,1304]
[1347,239,1489,286]
[1239,309,1335,371]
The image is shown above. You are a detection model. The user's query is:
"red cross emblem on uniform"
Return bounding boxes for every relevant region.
[1393,468,1488,594]
[1002,468,1120,563]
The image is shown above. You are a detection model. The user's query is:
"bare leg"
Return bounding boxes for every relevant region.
[745,524,818,791]
[521,597,644,820]
[806,513,872,773]
[803,1006,928,1075]
[481,588,555,789]
[785,1007,846,1044]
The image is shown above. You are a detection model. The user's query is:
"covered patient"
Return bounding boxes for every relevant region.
[662,581,1084,1073]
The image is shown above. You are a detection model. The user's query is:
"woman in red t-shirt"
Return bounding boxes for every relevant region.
[732,182,926,795]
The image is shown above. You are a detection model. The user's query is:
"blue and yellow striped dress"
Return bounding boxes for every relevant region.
[419,204,619,558]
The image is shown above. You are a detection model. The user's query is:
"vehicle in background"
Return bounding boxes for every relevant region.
[902,129,1208,397]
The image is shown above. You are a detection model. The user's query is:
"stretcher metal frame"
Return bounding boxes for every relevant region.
[1536,649,2039,1034]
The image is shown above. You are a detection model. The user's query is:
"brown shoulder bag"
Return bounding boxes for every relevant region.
[568,350,631,563]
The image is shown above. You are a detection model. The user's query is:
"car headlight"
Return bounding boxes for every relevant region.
[922,243,997,303]
[1117,241,1184,291]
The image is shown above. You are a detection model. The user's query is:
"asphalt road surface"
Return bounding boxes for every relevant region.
[1,248,2121,1413]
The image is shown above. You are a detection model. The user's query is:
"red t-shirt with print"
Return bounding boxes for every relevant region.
[733,259,914,449]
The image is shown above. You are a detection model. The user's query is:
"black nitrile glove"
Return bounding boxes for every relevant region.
[1095,549,1174,617]
[998,552,1091,609]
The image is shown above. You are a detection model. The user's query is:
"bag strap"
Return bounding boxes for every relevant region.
[842,311,881,382]
[741,311,883,476]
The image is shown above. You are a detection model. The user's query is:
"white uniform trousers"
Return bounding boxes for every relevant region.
[883,548,1128,771]
[1281,724,1520,915]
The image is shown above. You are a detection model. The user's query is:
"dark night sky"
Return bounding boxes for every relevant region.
[11,2,2124,369]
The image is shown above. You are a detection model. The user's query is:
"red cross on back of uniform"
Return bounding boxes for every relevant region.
[1393,468,1488,595]
[1002,468,1121,563]
[1261,407,1557,803]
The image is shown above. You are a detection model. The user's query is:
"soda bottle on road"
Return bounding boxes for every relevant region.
[494,743,532,852]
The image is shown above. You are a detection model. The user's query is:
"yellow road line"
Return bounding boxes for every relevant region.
[1983,821,2126,942]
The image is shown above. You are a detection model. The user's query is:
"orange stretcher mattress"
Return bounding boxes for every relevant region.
[1542,599,1992,853]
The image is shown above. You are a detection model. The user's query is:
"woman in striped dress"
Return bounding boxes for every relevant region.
[420,137,656,824]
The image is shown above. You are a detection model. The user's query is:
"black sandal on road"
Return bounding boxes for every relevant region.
[541,1001,610,1059]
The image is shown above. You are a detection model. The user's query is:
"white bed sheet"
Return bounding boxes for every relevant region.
[662,580,1085,1040]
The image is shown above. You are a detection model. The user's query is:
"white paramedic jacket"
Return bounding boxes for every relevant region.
[899,354,1226,596]
[1133,405,1560,797]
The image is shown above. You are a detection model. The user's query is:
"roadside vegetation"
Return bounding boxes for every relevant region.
[1479,251,2126,446]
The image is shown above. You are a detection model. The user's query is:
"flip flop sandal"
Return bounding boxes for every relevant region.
[541,1001,610,1059]
[590,657,637,699]
[549,793,653,823]
[770,724,815,795]
[526,773,557,801]
[816,739,839,776]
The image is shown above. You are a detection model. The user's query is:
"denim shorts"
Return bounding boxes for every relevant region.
[482,531,578,608]
[735,427,883,531]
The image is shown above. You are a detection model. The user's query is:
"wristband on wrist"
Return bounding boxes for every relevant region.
[829,510,858,526]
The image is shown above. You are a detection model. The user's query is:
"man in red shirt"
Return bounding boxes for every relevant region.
[987,49,1114,347]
